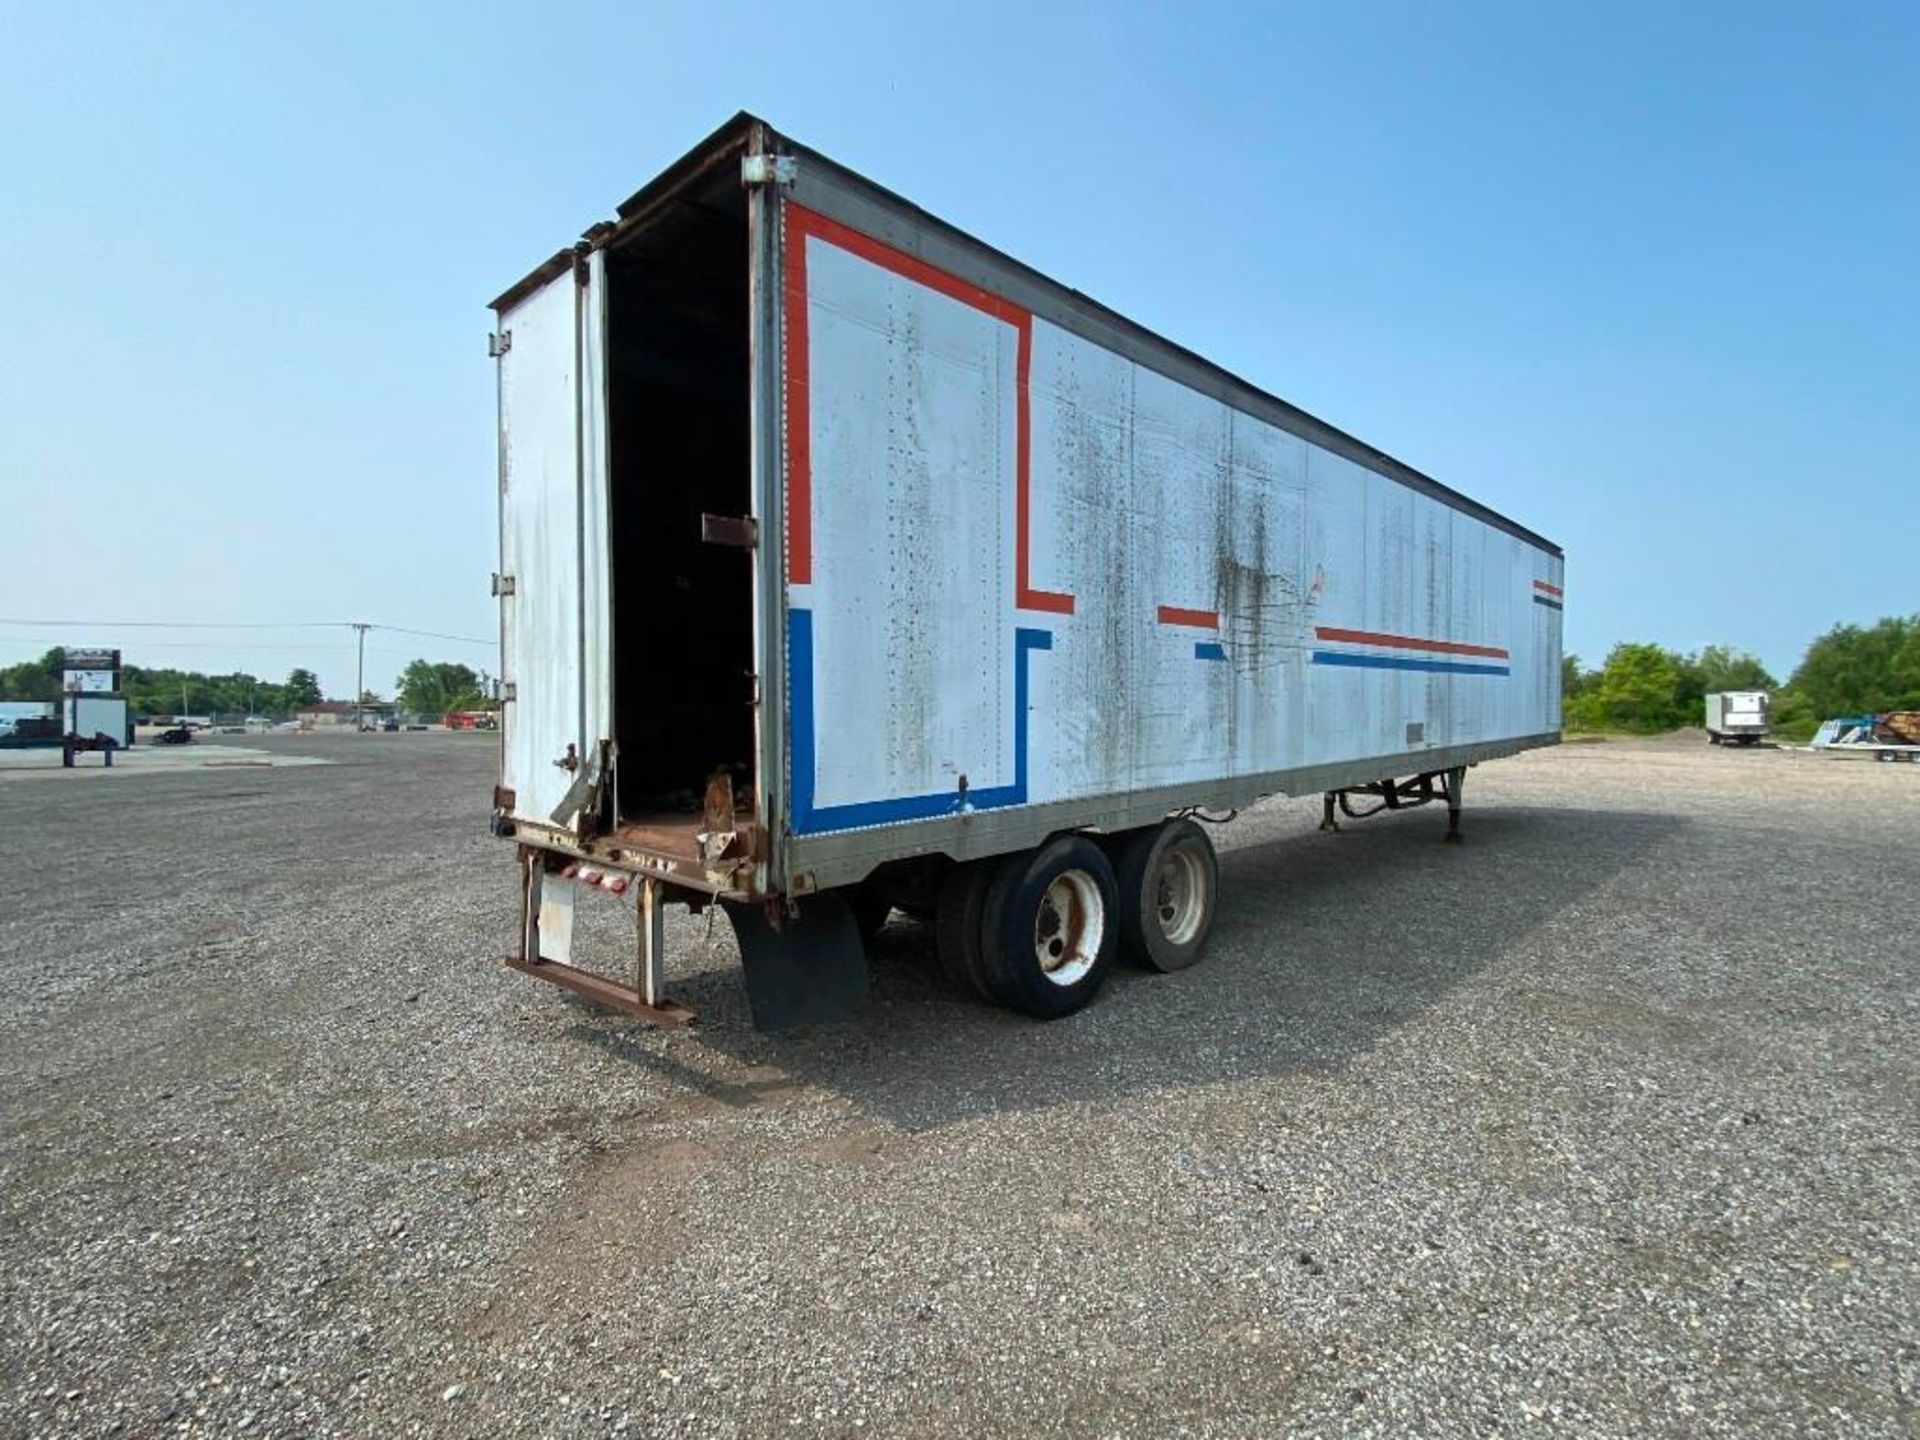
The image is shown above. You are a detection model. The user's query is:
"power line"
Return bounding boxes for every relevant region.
[0,618,346,630]
[366,624,495,647]
[0,618,495,647]
[0,638,366,652]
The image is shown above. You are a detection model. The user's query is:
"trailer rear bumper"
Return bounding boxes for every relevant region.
[508,846,700,1026]
[506,842,867,1031]
[495,814,766,902]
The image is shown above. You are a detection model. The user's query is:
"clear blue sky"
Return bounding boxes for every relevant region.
[2,2,1914,699]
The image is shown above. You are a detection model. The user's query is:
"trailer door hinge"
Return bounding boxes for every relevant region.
[491,572,516,597]
[488,330,512,357]
[502,682,517,702]
[741,153,797,187]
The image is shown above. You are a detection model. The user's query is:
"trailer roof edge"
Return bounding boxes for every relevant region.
[489,111,1563,559]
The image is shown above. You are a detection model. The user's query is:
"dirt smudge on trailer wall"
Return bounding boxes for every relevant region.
[884,296,935,788]
[800,238,1015,811]
[1218,413,1312,775]
[1126,362,1232,790]
[1027,327,1133,799]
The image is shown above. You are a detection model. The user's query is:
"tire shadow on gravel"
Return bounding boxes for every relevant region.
[592,803,1685,1131]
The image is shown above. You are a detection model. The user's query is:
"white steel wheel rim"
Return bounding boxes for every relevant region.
[1033,869,1104,987]
[1154,845,1209,947]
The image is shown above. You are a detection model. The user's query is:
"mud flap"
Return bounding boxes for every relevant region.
[722,894,869,1031]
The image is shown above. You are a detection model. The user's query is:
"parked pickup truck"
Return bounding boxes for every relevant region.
[486,114,1564,1030]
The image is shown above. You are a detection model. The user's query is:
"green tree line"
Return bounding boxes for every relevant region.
[0,649,497,719]
[1566,615,1920,737]
[394,660,488,717]
[0,649,325,716]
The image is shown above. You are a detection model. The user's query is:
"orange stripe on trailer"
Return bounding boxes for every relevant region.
[1156,605,1219,629]
[1533,579,1563,597]
[1313,626,1509,660]
[782,210,813,584]
[781,203,1073,614]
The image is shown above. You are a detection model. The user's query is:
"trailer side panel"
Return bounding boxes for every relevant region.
[779,196,1560,885]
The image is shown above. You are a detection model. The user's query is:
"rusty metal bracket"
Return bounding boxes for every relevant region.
[509,852,695,1027]
[506,955,695,1027]
[700,513,759,548]
[697,771,740,863]
[1320,765,1470,843]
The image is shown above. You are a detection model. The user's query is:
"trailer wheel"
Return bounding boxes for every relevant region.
[933,861,997,1000]
[980,836,1118,1019]
[1116,818,1218,972]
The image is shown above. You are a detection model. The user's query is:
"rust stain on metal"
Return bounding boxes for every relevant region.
[703,771,738,835]
[505,955,696,1027]
[700,513,759,548]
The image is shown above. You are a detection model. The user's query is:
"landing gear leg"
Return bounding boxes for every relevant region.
[1443,766,1466,844]
[1318,792,1340,832]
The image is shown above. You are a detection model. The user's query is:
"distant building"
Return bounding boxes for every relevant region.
[295,702,363,728]
[297,701,398,729]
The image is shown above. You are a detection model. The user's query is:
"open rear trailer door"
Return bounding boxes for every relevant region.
[493,250,687,1017]
[496,252,613,836]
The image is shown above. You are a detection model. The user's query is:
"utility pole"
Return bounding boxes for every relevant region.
[352,623,371,732]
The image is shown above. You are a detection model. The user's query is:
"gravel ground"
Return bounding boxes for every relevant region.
[1,731,1915,1438]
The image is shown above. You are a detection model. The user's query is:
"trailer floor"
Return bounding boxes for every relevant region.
[1,730,1914,1438]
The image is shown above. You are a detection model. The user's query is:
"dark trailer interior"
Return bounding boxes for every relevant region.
[600,150,756,833]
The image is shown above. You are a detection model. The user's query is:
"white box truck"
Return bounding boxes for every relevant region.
[1705,691,1769,745]
[488,115,1564,1029]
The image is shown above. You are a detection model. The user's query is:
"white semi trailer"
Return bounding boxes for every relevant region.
[488,114,1564,1029]
[1705,691,1769,745]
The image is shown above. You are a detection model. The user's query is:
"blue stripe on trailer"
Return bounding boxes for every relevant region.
[1532,595,1563,611]
[1311,651,1511,677]
[1195,641,1228,662]
[790,610,1053,835]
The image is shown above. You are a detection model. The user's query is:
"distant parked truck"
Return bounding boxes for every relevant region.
[1705,691,1770,745]
[486,114,1565,1030]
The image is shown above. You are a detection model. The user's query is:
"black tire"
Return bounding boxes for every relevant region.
[1116,818,1219,972]
[1708,733,1721,745]
[933,861,997,1000]
[980,835,1119,1019]
[845,884,893,950]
